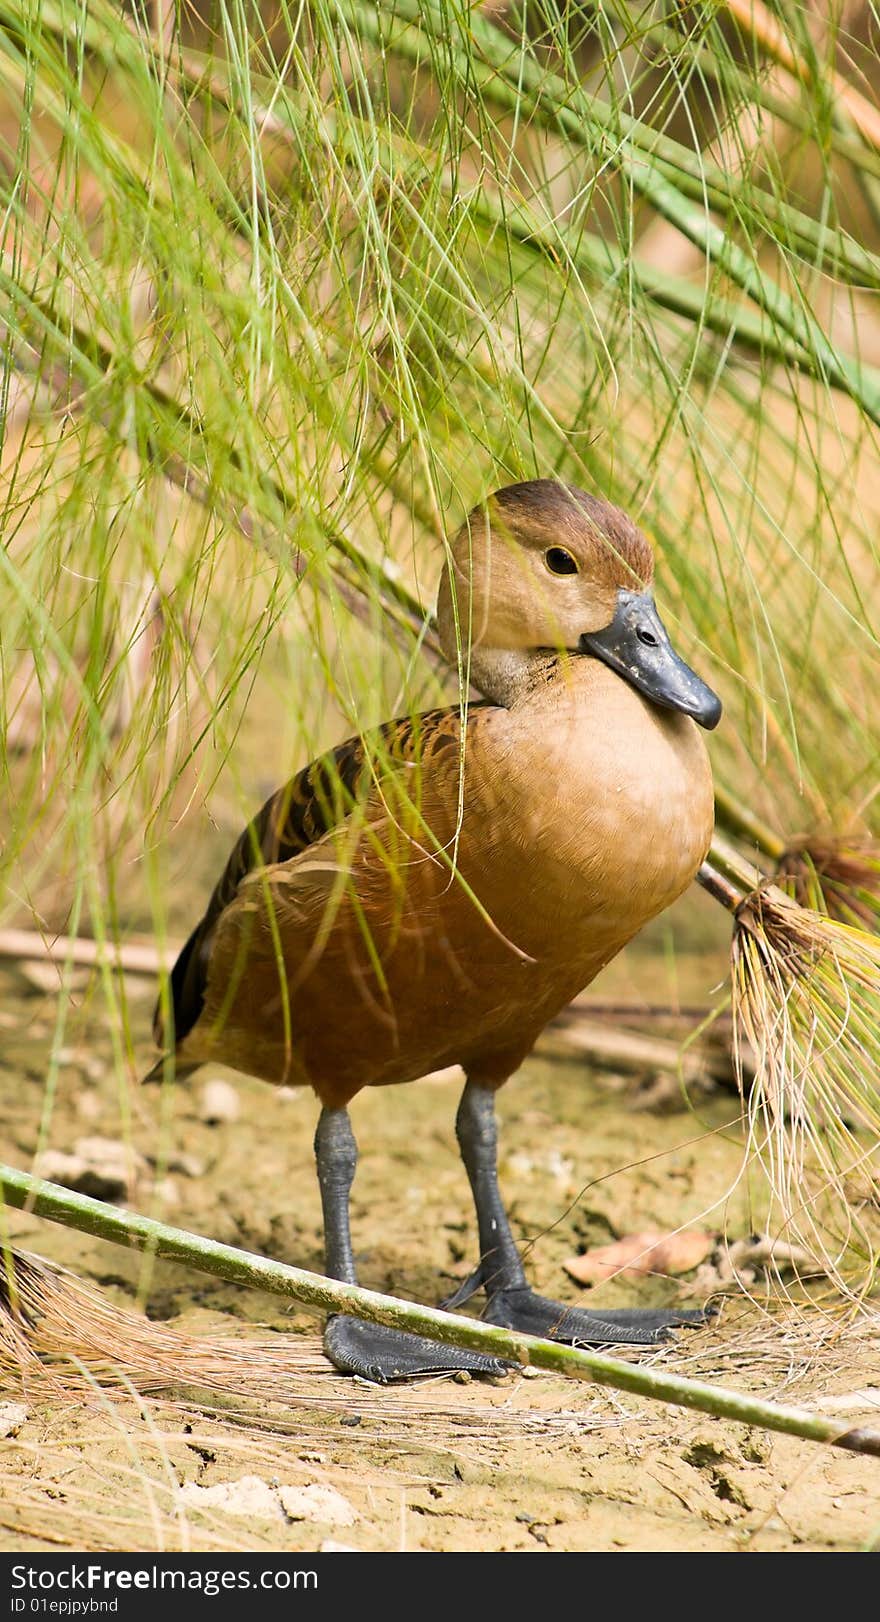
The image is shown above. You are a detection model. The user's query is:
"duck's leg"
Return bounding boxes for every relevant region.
[455,1080,710,1346]
[316,1106,512,1383]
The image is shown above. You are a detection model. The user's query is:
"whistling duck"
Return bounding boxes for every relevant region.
[152,480,721,1382]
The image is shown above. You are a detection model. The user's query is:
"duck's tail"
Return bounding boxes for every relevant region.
[140,1054,202,1086]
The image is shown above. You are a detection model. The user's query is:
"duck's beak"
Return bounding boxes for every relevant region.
[578,590,722,730]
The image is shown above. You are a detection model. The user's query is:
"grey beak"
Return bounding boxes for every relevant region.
[579,590,722,731]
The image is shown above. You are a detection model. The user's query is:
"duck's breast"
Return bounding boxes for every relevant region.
[467,662,714,949]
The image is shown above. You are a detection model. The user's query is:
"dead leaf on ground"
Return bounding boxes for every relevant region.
[563,1228,713,1284]
[692,1234,818,1291]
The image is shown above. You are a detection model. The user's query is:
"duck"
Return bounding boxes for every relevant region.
[150,479,721,1382]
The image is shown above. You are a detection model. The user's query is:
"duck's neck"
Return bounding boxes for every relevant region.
[467,646,562,708]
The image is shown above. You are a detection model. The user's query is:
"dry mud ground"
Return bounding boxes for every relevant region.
[2,938,880,1555]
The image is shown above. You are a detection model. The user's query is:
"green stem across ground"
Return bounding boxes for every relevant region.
[2,1164,879,1458]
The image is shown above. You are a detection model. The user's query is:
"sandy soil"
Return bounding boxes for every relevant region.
[2,939,879,1554]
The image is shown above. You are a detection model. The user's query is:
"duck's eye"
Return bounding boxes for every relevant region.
[545,547,579,576]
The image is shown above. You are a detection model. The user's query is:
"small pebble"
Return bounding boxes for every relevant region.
[21,965,88,995]
[75,1091,103,1121]
[34,1137,148,1202]
[340,1414,361,1428]
[178,1476,281,1521]
[200,1078,240,1125]
[0,1402,28,1438]
[279,1484,357,1527]
[153,1150,205,1178]
[179,1475,357,1528]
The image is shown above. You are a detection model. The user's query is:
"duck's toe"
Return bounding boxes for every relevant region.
[592,1304,718,1334]
[323,1314,513,1383]
[484,1288,714,1347]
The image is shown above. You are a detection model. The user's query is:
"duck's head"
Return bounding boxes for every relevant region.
[437,479,721,728]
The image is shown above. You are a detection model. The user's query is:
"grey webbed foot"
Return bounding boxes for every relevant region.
[323,1314,513,1383]
[484,1287,711,1346]
[594,1304,717,1333]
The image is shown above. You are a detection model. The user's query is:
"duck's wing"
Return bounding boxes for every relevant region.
[155,704,485,1047]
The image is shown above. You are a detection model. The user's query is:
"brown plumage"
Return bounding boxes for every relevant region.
[153,479,721,1381]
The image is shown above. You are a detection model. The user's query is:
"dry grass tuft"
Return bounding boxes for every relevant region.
[731,884,880,1294]
[0,1244,621,1441]
[776,838,880,932]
